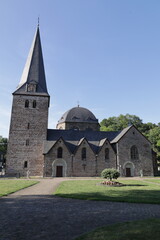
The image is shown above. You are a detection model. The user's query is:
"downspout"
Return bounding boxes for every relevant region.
[71,154,74,176]
[43,154,45,178]
[116,143,119,171]
[95,154,98,176]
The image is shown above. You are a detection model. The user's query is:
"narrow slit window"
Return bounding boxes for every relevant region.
[33,100,36,108]
[26,139,29,146]
[105,148,109,160]
[81,147,86,160]
[24,161,28,168]
[25,100,29,108]
[57,147,63,158]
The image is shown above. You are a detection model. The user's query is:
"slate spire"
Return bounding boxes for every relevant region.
[14,26,49,95]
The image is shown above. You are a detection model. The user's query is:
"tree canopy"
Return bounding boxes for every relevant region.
[0,137,7,156]
[100,114,160,161]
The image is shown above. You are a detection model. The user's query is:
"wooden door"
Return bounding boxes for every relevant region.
[56,166,63,177]
[126,168,131,177]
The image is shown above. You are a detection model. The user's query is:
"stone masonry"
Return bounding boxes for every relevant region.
[6,94,49,176]
[6,26,156,177]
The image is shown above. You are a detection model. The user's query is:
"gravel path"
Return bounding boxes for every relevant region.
[1,178,160,240]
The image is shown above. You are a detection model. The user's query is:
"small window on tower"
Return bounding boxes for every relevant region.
[24,161,28,168]
[26,139,29,146]
[25,100,29,108]
[33,100,36,108]
[27,123,30,129]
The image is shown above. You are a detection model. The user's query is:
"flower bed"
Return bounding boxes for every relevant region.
[100,180,125,187]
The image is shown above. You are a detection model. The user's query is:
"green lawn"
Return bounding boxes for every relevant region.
[75,218,160,240]
[0,179,39,196]
[143,179,160,184]
[55,179,160,204]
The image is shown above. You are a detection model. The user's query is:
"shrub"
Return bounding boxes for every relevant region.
[101,168,120,181]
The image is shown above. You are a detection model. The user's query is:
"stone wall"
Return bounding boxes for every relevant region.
[57,121,100,131]
[117,126,153,177]
[6,94,154,178]
[44,138,117,177]
[73,139,96,177]
[44,139,72,177]
[97,141,116,174]
[6,94,49,177]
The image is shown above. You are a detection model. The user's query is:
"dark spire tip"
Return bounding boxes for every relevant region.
[37,17,40,28]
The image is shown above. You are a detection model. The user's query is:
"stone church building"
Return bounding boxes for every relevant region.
[6,27,155,177]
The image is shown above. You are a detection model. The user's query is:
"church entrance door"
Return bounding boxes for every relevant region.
[56,166,63,177]
[126,168,131,177]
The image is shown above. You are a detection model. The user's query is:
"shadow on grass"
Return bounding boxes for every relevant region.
[99,184,147,187]
[124,184,146,187]
[55,189,160,204]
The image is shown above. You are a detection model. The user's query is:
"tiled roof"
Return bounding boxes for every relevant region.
[44,129,120,154]
[47,129,119,142]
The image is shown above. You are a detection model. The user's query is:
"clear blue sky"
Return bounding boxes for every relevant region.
[1,0,160,138]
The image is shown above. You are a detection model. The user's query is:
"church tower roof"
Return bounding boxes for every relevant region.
[13,26,49,96]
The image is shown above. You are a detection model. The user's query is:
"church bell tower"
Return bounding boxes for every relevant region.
[6,26,50,176]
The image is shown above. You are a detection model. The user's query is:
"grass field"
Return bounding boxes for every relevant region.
[0,179,39,196]
[55,178,160,204]
[143,179,160,184]
[75,218,160,240]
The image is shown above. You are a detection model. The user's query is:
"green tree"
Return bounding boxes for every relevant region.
[100,114,143,131]
[101,168,120,181]
[147,127,160,160]
[0,137,8,156]
[139,122,157,136]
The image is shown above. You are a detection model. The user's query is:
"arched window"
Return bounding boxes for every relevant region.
[25,100,29,108]
[24,161,28,168]
[105,148,109,160]
[131,146,138,159]
[81,147,86,160]
[57,147,63,158]
[33,100,36,108]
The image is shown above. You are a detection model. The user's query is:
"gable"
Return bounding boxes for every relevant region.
[98,138,116,154]
[117,125,151,146]
[74,138,95,155]
[43,137,71,155]
[111,125,151,145]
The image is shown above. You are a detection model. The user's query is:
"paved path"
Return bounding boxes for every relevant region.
[1,178,160,240]
[10,178,65,196]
